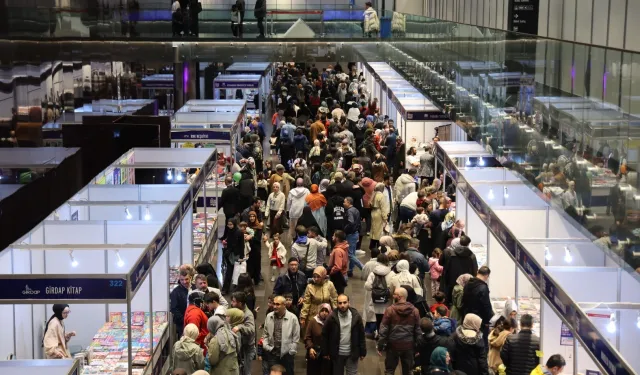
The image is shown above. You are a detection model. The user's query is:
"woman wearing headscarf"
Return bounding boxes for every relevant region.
[298,206,322,236]
[449,314,489,375]
[370,182,390,250]
[266,181,285,236]
[378,235,398,252]
[247,210,264,285]
[402,284,430,319]
[220,218,244,294]
[389,259,423,296]
[304,303,332,375]
[299,266,338,327]
[305,184,328,236]
[43,304,74,359]
[171,323,205,374]
[393,136,406,180]
[450,273,472,322]
[207,316,241,375]
[425,346,457,374]
[225,307,245,330]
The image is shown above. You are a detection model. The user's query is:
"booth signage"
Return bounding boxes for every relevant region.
[406,111,450,121]
[168,208,181,234]
[508,0,539,35]
[467,188,490,223]
[575,310,631,375]
[191,172,205,198]
[180,192,192,216]
[444,156,457,182]
[435,144,445,164]
[214,81,260,89]
[196,196,218,208]
[490,213,516,257]
[541,273,574,319]
[516,244,540,281]
[0,277,127,301]
[151,226,169,262]
[130,250,151,292]
[171,131,229,141]
[560,323,573,346]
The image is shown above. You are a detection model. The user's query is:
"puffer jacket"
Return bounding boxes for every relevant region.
[287,186,310,219]
[433,317,454,336]
[300,280,338,322]
[363,7,380,33]
[364,264,394,321]
[461,277,493,324]
[500,330,540,375]
[171,337,205,374]
[391,11,406,32]
[378,301,421,352]
[394,173,416,203]
[183,305,209,350]
[450,326,489,375]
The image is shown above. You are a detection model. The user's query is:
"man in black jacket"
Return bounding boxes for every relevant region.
[417,318,451,374]
[254,0,266,38]
[461,266,493,349]
[344,197,364,277]
[273,257,308,307]
[322,294,366,375]
[500,314,540,375]
[169,270,191,336]
[219,176,240,220]
[441,235,478,303]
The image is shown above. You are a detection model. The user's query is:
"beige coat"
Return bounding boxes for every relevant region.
[299,281,338,322]
[370,191,389,241]
[43,317,71,359]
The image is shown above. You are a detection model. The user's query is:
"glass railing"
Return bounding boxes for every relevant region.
[0,5,438,39]
[370,30,640,276]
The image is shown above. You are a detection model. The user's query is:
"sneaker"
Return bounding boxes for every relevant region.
[356,249,366,257]
[347,271,354,278]
[270,276,275,282]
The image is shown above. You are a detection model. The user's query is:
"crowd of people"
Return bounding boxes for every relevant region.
[166,61,568,375]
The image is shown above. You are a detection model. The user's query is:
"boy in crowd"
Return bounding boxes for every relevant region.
[430,291,449,316]
[433,305,454,336]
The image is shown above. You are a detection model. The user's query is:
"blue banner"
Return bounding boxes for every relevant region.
[0,277,127,301]
[541,273,576,320]
[516,243,541,282]
[406,111,450,121]
[130,250,151,292]
[467,188,490,223]
[490,213,517,258]
[168,208,182,235]
[151,225,169,262]
[435,144,445,164]
[575,310,631,375]
[181,192,192,216]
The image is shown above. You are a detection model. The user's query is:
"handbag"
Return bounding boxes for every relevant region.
[232,259,247,284]
[298,243,310,270]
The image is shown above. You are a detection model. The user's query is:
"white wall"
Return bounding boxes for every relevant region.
[424,0,508,30]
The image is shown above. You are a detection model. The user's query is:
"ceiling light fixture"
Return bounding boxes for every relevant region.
[125,207,132,220]
[167,169,173,181]
[69,250,78,267]
[545,246,551,261]
[503,186,509,199]
[564,246,573,263]
[607,313,616,334]
[488,188,495,200]
[115,250,125,268]
[478,157,485,166]
[144,206,151,221]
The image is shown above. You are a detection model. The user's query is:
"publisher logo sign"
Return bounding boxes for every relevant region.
[22,285,41,295]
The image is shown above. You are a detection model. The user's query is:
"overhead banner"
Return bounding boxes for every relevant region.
[171,130,230,141]
[0,277,127,301]
[508,0,540,35]
[214,81,260,89]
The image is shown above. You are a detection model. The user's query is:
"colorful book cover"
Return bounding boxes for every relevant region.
[131,312,145,326]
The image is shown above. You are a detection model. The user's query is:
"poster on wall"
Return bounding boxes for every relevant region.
[560,323,573,346]
[507,0,540,35]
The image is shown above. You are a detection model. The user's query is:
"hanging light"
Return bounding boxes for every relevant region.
[115,250,125,268]
[125,207,132,220]
[636,312,640,329]
[144,206,151,221]
[503,186,509,199]
[166,169,173,181]
[176,172,183,182]
[69,250,78,267]
[53,210,60,221]
[488,188,495,200]
[564,246,573,263]
[466,158,471,166]
[478,157,485,166]
[545,246,552,261]
[607,313,616,333]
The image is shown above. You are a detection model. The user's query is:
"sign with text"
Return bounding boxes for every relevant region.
[560,323,573,346]
[196,196,219,208]
[130,250,151,292]
[171,130,229,141]
[214,81,260,89]
[575,310,632,375]
[0,277,127,301]
[508,0,539,35]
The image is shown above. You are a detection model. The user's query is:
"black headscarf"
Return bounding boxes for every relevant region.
[42,304,68,346]
[297,206,322,236]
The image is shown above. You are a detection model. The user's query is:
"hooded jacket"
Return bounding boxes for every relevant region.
[442,242,478,300]
[450,326,489,375]
[322,307,367,360]
[287,186,310,219]
[434,317,454,337]
[171,337,205,374]
[461,277,493,324]
[364,264,394,320]
[327,194,346,236]
[500,329,540,375]
[389,260,423,296]
[292,237,319,272]
[394,173,416,203]
[378,301,421,352]
[329,241,349,276]
[184,305,210,350]
[488,329,511,370]
[418,332,452,374]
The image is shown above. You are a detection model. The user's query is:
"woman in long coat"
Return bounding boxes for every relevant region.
[299,266,338,327]
[369,182,390,250]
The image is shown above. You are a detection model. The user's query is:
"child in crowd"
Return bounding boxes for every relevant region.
[430,291,449,316]
[256,173,269,214]
[307,226,328,267]
[230,4,239,37]
[410,206,429,237]
[428,248,444,298]
[433,305,455,337]
[263,233,287,282]
[488,319,514,371]
[238,221,254,259]
[283,293,300,317]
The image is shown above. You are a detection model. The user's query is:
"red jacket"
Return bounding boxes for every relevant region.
[183,305,209,350]
[329,242,349,276]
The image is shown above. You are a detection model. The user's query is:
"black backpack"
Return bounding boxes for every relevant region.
[371,274,390,304]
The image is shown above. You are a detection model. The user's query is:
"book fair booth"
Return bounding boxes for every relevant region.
[436,141,640,375]
[357,60,451,148]
[0,147,219,375]
[213,74,267,117]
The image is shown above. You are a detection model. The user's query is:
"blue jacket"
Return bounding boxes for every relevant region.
[406,248,429,281]
[294,134,309,153]
[434,317,454,336]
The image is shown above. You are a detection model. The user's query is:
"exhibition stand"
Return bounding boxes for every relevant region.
[357,60,451,150]
[225,63,273,116]
[437,141,639,375]
[0,148,218,375]
[0,359,79,375]
[213,74,265,116]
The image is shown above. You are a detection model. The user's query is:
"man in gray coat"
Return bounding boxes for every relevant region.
[231,291,256,375]
[262,296,300,375]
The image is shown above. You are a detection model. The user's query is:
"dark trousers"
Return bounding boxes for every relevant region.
[395,206,416,231]
[263,351,294,375]
[333,355,358,375]
[231,21,238,36]
[376,313,383,332]
[257,16,265,36]
[330,271,347,294]
[384,349,414,375]
[222,255,234,293]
